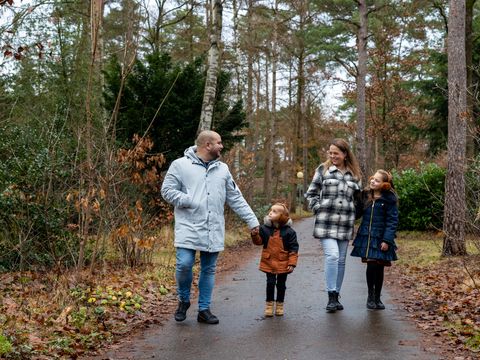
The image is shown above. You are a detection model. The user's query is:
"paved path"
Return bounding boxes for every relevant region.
[92,217,439,360]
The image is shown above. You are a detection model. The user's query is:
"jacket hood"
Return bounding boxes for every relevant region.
[184,146,201,163]
[184,145,220,167]
[263,216,292,228]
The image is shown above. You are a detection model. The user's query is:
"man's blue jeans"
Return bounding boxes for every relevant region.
[321,238,349,293]
[175,247,219,311]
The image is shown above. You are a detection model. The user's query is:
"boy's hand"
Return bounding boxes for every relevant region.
[380,242,389,251]
[250,226,259,236]
[287,265,295,273]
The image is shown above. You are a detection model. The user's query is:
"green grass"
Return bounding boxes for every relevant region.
[395,231,480,267]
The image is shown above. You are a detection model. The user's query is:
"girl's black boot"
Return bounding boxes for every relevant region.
[375,293,385,310]
[366,289,376,309]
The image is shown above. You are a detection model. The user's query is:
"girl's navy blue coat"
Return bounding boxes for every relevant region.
[351,190,399,263]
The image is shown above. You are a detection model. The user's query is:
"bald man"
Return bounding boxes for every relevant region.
[161,130,260,324]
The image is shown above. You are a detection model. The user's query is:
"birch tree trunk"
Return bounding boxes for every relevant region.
[443,0,467,256]
[198,0,222,132]
[356,0,368,181]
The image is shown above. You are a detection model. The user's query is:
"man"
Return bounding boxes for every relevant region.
[161,130,260,324]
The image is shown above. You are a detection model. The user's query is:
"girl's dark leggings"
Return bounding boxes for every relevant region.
[366,262,385,295]
[266,272,288,302]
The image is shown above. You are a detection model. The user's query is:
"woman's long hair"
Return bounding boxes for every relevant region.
[322,138,362,181]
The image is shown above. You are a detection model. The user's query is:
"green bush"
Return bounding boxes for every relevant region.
[0,124,79,271]
[393,163,445,231]
[466,155,480,231]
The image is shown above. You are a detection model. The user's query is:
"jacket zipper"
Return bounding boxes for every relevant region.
[365,200,375,259]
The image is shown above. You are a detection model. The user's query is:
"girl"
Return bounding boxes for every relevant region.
[351,170,399,310]
[305,138,362,313]
[251,203,299,317]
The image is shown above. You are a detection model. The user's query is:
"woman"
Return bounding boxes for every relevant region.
[305,138,362,313]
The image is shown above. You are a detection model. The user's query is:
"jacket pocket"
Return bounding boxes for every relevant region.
[278,251,289,261]
[346,180,359,198]
[322,178,340,198]
[261,250,271,260]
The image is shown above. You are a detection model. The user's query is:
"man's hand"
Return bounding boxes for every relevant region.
[250,226,259,236]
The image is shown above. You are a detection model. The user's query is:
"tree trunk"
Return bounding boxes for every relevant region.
[443,0,467,256]
[232,0,242,99]
[302,97,309,211]
[246,0,255,152]
[264,1,279,202]
[465,0,476,158]
[290,0,307,213]
[291,53,305,213]
[79,0,104,270]
[198,0,222,132]
[356,0,368,181]
[263,58,272,201]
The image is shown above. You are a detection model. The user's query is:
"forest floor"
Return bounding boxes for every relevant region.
[387,231,480,360]
[1,229,479,359]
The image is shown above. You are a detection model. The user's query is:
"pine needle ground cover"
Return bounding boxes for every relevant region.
[388,231,480,359]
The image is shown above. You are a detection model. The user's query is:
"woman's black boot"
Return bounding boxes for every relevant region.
[334,291,344,310]
[326,291,337,313]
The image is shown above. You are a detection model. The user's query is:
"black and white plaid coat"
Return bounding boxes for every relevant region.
[306,164,361,241]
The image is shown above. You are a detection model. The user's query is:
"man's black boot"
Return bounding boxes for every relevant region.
[174,300,190,322]
[197,309,219,324]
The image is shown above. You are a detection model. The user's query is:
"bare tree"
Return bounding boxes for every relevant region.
[443,0,468,256]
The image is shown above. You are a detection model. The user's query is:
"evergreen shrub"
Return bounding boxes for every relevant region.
[393,163,445,231]
[0,124,78,271]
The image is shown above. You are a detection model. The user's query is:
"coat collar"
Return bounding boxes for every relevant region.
[263,216,292,228]
[380,190,398,204]
[328,165,352,176]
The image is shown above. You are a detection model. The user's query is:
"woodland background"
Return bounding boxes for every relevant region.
[0,0,480,358]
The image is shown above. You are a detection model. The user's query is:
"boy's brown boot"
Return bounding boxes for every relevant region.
[275,302,284,316]
[264,301,274,317]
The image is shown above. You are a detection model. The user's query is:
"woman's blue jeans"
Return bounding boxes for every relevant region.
[175,247,219,311]
[321,238,349,293]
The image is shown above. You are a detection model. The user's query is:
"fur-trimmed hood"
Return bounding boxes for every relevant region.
[263,216,293,228]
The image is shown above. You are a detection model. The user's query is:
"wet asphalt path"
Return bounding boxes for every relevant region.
[92,217,438,360]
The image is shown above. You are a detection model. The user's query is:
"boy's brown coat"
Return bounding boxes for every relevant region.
[251,217,299,274]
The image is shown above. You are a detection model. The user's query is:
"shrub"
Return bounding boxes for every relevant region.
[466,155,480,234]
[0,124,78,271]
[393,163,445,231]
